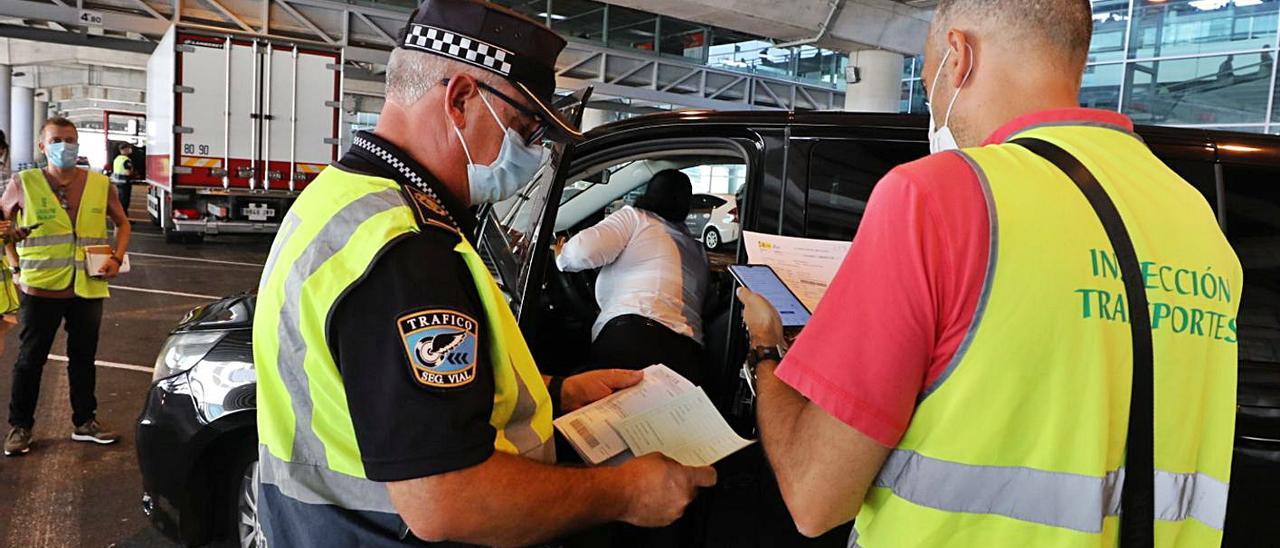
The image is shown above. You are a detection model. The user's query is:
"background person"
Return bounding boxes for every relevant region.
[3,117,131,457]
[0,130,9,182]
[556,169,710,382]
[252,2,715,545]
[110,143,134,212]
[737,0,1242,545]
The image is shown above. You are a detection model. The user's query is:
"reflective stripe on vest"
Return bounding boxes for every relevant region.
[253,166,553,516]
[871,450,1227,533]
[853,124,1241,548]
[16,169,111,298]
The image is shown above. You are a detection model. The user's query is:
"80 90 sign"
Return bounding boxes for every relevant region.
[182,143,212,156]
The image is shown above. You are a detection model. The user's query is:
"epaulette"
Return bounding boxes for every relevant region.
[401,184,461,236]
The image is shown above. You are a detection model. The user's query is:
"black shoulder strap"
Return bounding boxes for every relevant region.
[1010,137,1154,547]
[400,183,462,237]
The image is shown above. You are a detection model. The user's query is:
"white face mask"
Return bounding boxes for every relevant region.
[927,44,974,154]
[450,92,548,206]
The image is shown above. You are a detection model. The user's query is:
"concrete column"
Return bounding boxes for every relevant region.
[843,50,905,113]
[0,66,10,148]
[579,108,615,132]
[10,86,34,169]
[33,99,48,140]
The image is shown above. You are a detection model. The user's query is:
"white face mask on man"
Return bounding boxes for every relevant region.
[449,91,548,206]
[927,44,974,154]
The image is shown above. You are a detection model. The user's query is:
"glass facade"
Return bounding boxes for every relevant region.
[904,0,1280,132]
[489,0,848,87]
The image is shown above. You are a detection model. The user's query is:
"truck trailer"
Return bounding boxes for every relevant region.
[146,27,341,242]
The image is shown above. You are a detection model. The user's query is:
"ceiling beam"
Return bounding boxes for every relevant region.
[0,24,156,54]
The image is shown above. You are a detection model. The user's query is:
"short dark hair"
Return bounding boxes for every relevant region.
[40,116,77,138]
[634,169,693,225]
[934,0,1093,67]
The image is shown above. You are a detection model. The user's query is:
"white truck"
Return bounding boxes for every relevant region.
[146,27,341,242]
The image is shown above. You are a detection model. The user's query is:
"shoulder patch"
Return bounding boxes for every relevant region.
[397,308,479,389]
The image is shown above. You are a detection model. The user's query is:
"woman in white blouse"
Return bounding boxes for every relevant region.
[556,169,710,382]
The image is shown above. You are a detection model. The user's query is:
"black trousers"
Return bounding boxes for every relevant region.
[588,314,705,384]
[578,316,707,547]
[114,182,133,213]
[7,295,104,429]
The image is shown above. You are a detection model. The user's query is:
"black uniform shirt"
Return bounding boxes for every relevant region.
[328,131,496,482]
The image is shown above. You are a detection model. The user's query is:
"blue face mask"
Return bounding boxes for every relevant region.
[451,92,548,206]
[45,142,80,169]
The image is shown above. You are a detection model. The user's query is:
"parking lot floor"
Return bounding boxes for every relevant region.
[0,187,269,548]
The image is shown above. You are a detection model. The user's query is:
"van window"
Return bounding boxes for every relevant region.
[805,140,924,241]
[1221,163,1280,365]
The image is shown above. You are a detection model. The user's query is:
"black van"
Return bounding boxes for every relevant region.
[137,111,1279,547]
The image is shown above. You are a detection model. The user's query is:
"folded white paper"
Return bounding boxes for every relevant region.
[553,364,753,466]
[86,252,130,277]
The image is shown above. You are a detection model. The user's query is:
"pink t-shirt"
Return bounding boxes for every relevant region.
[774,108,1136,447]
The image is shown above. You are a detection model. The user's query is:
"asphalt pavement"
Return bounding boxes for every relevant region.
[0,185,270,548]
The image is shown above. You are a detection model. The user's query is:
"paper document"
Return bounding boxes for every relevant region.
[554,364,697,464]
[553,364,753,465]
[85,252,131,277]
[742,231,851,312]
[614,390,754,467]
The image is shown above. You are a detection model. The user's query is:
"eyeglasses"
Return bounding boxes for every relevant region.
[441,78,549,146]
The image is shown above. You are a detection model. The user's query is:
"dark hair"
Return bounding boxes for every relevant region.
[0,130,7,150]
[634,169,693,225]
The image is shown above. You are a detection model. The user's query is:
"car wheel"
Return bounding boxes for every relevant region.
[704,227,721,251]
[237,460,265,548]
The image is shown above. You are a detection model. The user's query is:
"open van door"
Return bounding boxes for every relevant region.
[475,87,593,333]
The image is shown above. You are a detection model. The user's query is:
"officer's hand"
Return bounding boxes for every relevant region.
[617,453,717,527]
[561,369,643,412]
[736,288,784,348]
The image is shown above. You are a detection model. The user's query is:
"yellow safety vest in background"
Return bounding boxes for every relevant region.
[112,155,131,179]
[853,125,1242,547]
[253,165,553,516]
[16,168,111,299]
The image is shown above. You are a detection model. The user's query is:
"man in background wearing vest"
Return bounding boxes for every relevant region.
[3,117,132,457]
[253,1,715,545]
[738,1,1242,546]
[110,142,134,213]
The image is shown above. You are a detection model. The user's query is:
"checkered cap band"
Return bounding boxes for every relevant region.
[404,24,513,76]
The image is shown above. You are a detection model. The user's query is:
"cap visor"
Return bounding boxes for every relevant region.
[513,81,585,142]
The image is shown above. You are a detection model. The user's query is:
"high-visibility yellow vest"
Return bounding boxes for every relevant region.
[253,165,553,515]
[112,155,131,180]
[16,168,111,298]
[853,124,1242,547]
[0,263,19,314]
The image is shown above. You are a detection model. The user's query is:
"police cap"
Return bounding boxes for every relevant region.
[397,0,580,139]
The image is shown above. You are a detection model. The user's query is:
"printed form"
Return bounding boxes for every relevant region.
[742,231,851,312]
[553,364,753,466]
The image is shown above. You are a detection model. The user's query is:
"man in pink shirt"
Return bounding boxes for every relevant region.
[736,0,1186,541]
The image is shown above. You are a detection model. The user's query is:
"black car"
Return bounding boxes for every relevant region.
[137,111,1280,547]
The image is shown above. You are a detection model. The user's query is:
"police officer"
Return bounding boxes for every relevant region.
[253,1,716,545]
